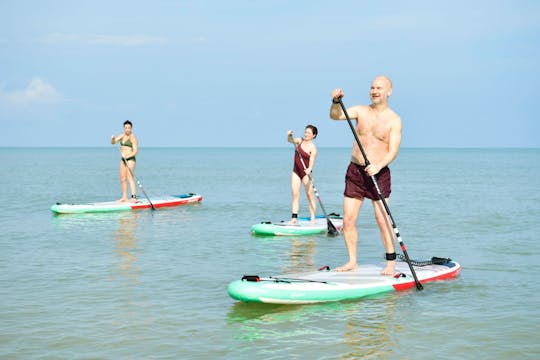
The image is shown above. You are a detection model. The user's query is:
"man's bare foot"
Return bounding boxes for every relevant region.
[334,261,358,272]
[309,218,316,224]
[381,261,396,276]
[289,218,298,224]
[118,197,128,202]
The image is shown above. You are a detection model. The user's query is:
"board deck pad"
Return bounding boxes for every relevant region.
[228,258,461,304]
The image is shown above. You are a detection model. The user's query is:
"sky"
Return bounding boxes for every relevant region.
[0,0,538,148]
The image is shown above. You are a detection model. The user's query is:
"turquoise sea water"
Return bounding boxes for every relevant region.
[1,147,539,359]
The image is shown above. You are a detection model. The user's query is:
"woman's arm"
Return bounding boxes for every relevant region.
[128,135,138,158]
[307,145,317,174]
[111,134,124,144]
[287,130,301,145]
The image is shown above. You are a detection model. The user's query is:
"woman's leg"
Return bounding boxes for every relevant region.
[302,176,316,223]
[126,160,137,200]
[119,161,128,201]
[290,172,301,223]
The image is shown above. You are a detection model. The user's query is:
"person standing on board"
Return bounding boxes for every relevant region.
[329,76,402,275]
[287,125,318,224]
[111,120,138,202]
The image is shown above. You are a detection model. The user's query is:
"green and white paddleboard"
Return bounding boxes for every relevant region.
[251,216,343,236]
[51,193,202,214]
[228,257,461,304]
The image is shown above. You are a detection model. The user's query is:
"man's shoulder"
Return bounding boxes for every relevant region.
[351,104,371,115]
[387,109,402,131]
[355,104,371,110]
[387,108,402,121]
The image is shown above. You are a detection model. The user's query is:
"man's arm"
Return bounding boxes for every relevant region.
[329,102,345,120]
[330,103,364,121]
[330,88,346,120]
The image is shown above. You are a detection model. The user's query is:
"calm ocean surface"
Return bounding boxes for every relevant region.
[1,147,539,359]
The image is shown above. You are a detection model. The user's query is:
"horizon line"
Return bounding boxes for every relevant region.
[1,146,538,150]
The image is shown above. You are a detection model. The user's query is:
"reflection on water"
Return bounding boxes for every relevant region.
[108,212,154,334]
[226,232,402,359]
[226,293,401,358]
[281,236,317,273]
[339,296,397,359]
[51,210,142,282]
[50,210,139,231]
[49,209,153,338]
[51,210,143,282]
[113,212,141,283]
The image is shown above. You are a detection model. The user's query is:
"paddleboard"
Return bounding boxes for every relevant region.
[228,257,461,304]
[51,192,202,214]
[251,216,343,236]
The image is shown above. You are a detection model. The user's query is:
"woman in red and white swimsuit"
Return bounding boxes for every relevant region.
[287,125,318,224]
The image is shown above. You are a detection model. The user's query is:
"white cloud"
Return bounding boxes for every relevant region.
[0,78,66,105]
[42,32,167,46]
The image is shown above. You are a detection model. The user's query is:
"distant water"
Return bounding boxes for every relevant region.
[1,147,539,359]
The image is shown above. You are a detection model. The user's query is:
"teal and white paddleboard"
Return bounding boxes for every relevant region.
[228,257,461,304]
[51,192,202,214]
[251,216,343,236]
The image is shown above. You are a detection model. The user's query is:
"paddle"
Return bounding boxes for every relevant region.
[292,142,340,236]
[336,99,423,290]
[117,146,156,210]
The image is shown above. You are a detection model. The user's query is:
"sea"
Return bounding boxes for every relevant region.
[1,147,539,359]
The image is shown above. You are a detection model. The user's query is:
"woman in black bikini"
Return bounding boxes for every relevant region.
[111,120,138,202]
[287,125,318,224]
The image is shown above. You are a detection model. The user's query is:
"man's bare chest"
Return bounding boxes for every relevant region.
[357,116,391,143]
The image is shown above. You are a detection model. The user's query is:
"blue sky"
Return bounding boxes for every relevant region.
[1,0,538,147]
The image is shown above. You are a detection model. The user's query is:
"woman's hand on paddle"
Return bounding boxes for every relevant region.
[287,130,297,144]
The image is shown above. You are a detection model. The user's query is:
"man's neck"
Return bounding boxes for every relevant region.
[371,103,389,113]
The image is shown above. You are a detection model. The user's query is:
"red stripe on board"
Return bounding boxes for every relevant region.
[129,196,202,210]
[392,265,461,291]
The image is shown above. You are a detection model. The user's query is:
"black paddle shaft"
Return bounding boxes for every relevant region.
[292,142,339,236]
[336,99,423,290]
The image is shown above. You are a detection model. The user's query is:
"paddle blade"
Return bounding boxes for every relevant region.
[326,219,340,237]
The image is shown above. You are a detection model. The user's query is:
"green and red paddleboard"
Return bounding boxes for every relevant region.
[228,257,461,304]
[51,192,202,214]
[251,216,343,236]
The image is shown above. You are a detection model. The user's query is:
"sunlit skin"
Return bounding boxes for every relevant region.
[330,76,402,275]
[287,126,318,224]
[111,122,138,202]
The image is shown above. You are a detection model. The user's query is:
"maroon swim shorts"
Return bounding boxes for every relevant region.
[344,162,391,200]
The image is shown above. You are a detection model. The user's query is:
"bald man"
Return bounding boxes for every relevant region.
[329,76,403,275]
